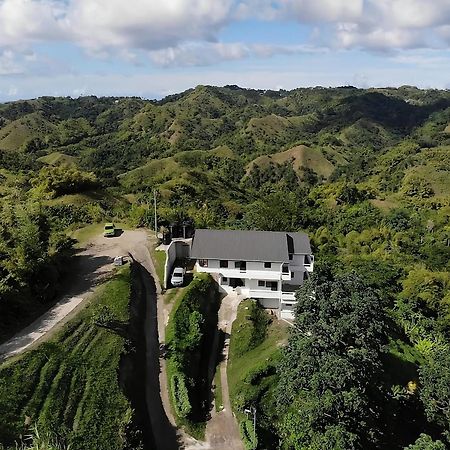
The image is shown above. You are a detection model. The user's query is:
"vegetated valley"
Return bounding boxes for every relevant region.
[0,85,449,449]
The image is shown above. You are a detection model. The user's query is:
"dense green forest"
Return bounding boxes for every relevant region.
[0,85,449,449]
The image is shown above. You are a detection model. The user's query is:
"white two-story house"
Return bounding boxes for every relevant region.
[190,229,314,319]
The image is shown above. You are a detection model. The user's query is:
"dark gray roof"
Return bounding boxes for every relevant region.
[190,229,311,262]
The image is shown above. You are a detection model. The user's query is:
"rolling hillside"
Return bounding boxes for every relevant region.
[1,85,450,450]
[0,112,57,152]
[246,145,334,179]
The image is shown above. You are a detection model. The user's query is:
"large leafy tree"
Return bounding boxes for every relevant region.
[244,191,303,231]
[276,273,388,449]
[405,434,446,450]
[419,349,450,441]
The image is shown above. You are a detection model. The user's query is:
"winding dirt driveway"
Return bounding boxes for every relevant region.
[0,228,245,450]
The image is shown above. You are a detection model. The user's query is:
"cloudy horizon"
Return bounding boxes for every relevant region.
[1,0,450,101]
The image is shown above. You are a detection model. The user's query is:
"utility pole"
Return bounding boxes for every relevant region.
[153,189,158,237]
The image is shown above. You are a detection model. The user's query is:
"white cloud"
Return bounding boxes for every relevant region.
[0,0,449,68]
[0,0,65,47]
[391,50,450,68]
[66,0,232,52]
[148,41,327,67]
[235,0,450,51]
[334,24,423,51]
[0,0,234,58]
[149,42,249,67]
[372,0,450,29]
[321,0,450,51]
[235,0,363,22]
[279,0,364,23]
[0,50,22,75]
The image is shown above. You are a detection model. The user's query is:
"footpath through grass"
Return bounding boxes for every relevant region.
[228,300,288,450]
[0,266,136,450]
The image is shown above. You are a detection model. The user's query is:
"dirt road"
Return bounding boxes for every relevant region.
[131,244,183,450]
[0,228,185,449]
[0,230,148,359]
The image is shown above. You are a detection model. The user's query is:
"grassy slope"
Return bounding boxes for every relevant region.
[150,247,166,288]
[246,145,334,178]
[228,301,287,401]
[0,266,133,450]
[228,300,288,447]
[119,146,235,191]
[0,113,57,151]
[38,152,78,166]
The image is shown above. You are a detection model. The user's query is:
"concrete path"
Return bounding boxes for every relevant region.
[0,295,84,358]
[0,230,148,360]
[202,293,244,450]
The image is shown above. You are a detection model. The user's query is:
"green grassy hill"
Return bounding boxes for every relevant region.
[246,145,334,179]
[38,151,78,166]
[0,112,57,152]
[1,85,450,450]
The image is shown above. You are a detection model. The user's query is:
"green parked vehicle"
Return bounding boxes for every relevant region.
[104,223,116,237]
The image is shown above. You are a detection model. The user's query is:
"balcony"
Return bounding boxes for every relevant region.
[196,264,282,281]
[248,289,280,299]
[281,291,296,302]
[282,282,301,291]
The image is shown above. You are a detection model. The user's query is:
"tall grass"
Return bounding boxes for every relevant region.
[0,267,134,450]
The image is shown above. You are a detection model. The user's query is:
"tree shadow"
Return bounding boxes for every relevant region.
[94,320,129,339]
[0,253,115,352]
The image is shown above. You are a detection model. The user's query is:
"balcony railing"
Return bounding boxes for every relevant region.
[281,283,300,292]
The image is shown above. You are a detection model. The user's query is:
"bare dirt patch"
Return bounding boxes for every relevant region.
[0,230,148,360]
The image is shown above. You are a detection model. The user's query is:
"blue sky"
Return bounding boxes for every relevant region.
[1,0,450,101]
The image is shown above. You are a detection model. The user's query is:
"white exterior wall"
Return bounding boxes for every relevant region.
[195,254,313,321]
[196,259,284,281]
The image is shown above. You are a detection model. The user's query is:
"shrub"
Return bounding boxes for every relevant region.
[171,374,192,418]
[231,301,271,358]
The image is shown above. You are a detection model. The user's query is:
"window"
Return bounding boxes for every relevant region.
[264,262,272,268]
[235,261,246,271]
[222,276,228,284]
[282,264,289,274]
[199,259,208,268]
[266,281,278,291]
[220,260,228,268]
[258,280,265,287]
[291,273,294,279]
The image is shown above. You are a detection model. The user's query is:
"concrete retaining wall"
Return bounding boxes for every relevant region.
[164,240,191,289]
